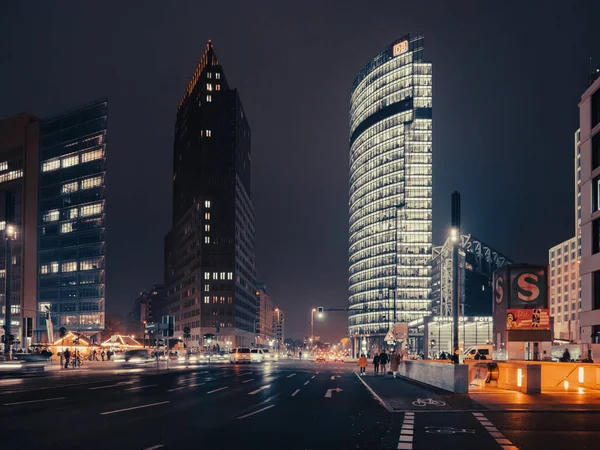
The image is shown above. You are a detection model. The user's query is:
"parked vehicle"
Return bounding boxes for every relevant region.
[230,347,252,364]
[462,345,492,360]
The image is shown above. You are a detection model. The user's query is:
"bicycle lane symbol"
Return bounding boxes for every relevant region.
[412,398,447,407]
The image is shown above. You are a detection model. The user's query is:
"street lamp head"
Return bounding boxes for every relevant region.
[450,227,458,242]
[6,225,16,239]
[311,308,316,312]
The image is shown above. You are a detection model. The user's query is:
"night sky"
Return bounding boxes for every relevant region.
[2,1,600,342]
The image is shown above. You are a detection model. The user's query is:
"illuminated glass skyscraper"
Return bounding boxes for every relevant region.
[37,100,107,342]
[348,35,432,353]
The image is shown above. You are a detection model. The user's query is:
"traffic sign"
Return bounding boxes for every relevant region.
[145,323,157,331]
[384,329,395,343]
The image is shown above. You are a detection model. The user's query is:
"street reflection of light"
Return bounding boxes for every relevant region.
[564,380,569,390]
[517,368,522,387]
[578,366,584,383]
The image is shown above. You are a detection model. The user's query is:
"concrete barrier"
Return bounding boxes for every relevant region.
[397,360,469,393]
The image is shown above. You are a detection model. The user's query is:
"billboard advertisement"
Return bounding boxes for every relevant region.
[506,308,550,330]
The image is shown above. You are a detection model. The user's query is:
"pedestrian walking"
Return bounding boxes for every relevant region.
[92,349,97,361]
[379,351,389,374]
[372,354,380,375]
[391,350,401,378]
[358,354,368,375]
[101,350,105,361]
[298,351,302,360]
[63,348,71,369]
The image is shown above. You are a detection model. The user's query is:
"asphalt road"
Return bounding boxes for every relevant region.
[1,361,598,449]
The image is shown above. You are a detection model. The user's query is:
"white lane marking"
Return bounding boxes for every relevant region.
[89,381,135,390]
[236,404,275,419]
[472,412,515,447]
[397,443,412,449]
[242,378,255,384]
[399,435,413,442]
[304,381,310,386]
[248,384,271,395]
[325,388,343,398]
[3,397,65,406]
[311,375,315,379]
[354,372,392,411]
[207,386,229,394]
[166,387,186,392]
[291,389,300,397]
[143,445,164,450]
[100,401,170,415]
[125,384,157,391]
[286,373,296,378]
[330,376,335,380]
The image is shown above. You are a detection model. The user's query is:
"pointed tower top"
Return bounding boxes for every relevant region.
[179,40,219,108]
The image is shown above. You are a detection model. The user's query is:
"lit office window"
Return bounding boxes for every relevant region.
[204,285,210,291]
[205,224,210,232]
[207,83,213,91]
[61,222,74,234]
[40,264,49,274]
[81,176,102,190]
[42,159,60,172]
[80,203,102,217]
[80,258,101,270]
[62,261,77,273]
[62,182,78,194]
[51,262,59,273]
[227,272,233,280]
[204,273,210,280]
[0,162,7,171]
[62,155,79,168]
[207,72,212,79]
[205,201,211,208]
[206,130,212,137]
[215,84,221,91]
[206,95,212,102]
[215,73,220,80]
[205,236,210,244]
[69,208,78,219]
[43,210,60,222]
[204,296,210,304]
[205,213,210,220]
[81,149,103,163]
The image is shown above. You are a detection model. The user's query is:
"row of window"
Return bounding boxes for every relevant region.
[203,272,234,280]
[42,148,103,172]
[40,258,103,274]
[43,202,103,223]
[62,176,103,194]
[0,169,23,185]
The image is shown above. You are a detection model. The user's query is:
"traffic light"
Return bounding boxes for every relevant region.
[183,326,191,339]
[317,307,324,318]
[1,334,15,344]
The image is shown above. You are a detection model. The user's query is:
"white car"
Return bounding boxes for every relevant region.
[230,348,252,364]
[261,349,278,362]
[250,349,264,363]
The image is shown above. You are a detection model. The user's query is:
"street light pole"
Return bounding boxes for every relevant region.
[311,308,316,343]
[451,192,461,360]
[3,191,15,358]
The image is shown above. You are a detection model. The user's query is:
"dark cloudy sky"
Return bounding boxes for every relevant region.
[1,1,600,342]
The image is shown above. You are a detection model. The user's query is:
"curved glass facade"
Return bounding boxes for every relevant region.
[348,35,432,348]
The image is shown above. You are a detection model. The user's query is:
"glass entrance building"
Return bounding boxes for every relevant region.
[348,35,432,354]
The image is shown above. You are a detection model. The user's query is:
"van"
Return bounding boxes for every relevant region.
[230,347,252,364]
[462,345,492,360]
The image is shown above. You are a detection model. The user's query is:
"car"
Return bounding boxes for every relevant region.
[315,355,326,362]
[230,347,252,364]
[261,349,278,362]
[250,349,264,363]
[334,355,344,362]
[117,349,153,367]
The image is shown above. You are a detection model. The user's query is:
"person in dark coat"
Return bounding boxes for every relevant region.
[63,349,71,369]
[372,354,380,374]
[379,351,389,374]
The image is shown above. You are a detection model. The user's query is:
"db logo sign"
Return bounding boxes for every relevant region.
[494,276,504,304]
[393,40,409,57]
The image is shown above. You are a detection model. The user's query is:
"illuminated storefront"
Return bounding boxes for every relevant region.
[410,316,493,357]
[348,35,432,354]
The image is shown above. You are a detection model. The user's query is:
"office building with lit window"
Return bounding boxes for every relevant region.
[36,100,107,342]
[579,68,600,344]
[548,128,582,342]
[0,114,40,350]
[348,35,432,354]
[160,41,256,348]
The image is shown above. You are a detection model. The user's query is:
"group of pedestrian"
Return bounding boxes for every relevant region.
[358,350,403,378]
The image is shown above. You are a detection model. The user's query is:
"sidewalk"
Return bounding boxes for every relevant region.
[358,371,600,412]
